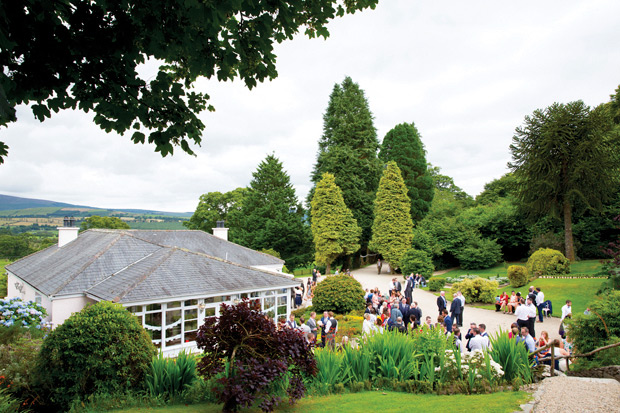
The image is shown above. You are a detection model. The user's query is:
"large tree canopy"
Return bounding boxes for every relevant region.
[509,100,620,261]
[310,76,382,249]
[369,161,414,272]
[0,0,378,163]
[234,154,312,269]
[379,122,434,222]
[311,172,361,274]
[184,187,248,236]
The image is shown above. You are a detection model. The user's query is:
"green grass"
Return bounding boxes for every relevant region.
[474,278,606,317]
[436,259,604,280]
[111,391,531,413]
[1,258,10,297]
[128,221,187,230]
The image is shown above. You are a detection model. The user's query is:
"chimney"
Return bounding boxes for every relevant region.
[212,220,228,241]
[58,216,79,247]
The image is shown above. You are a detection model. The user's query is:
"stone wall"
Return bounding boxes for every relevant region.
[566,366,620,382]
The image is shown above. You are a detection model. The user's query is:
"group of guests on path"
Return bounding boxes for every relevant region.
[288,272,575,370]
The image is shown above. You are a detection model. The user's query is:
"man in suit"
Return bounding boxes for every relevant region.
[450,292,462,327]
[404,274,414,304]
[399,298,411,328]
[410,301,422,327]
[437,291,447,315]
[306,311,318,342]
[442,309,452,332]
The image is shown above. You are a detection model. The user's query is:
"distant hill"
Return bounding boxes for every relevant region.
[0,194,192,218]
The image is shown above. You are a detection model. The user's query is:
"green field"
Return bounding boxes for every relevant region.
[128,221,187,230]
[436,259,603,280]
[475,278,606,317]
[112,391,531,413]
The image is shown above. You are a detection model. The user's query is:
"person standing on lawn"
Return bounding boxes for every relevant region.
[535,287,545,322]
[526,296,537,338]
[404,274,414,304]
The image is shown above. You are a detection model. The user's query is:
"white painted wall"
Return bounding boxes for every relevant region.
[6,271,53,322]
[51,296,97,327]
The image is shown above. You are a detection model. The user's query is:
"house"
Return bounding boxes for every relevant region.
[5,223,300,355]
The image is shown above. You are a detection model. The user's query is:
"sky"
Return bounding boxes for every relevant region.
[1,0,619,213]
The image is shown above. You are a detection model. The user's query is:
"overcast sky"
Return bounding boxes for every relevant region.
[1,0,619,213]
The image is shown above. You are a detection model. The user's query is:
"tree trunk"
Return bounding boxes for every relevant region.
[563,198,575,261]
[326,262,331,275]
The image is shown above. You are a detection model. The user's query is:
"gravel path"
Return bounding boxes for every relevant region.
[529,376,620,412]
[350,265,563,341]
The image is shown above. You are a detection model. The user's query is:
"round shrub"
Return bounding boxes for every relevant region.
[428,278,446,292]
[451,277,499,304]
[456,238,502,270]
[36,301,156,410]
[507,265,529,288]
[312,275,364,314]
[401,248,434,278]
[526,248,570,276]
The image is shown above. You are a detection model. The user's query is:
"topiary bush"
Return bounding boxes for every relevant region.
[312,275,364,314]
[526,248,570,276]
[456,238,502,270]
[35,301,156,410]
[428,278,446,292]
[401,248,434,278]
[507,265,529,288]
[451,277,499,304]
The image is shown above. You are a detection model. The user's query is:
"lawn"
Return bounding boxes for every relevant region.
[475,278,607,317]
[435,259,604,280]
[112,391,531,413]
[1,258,10,297]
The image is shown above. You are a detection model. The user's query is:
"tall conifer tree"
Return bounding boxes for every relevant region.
[369,161,414,272]
[235,154,312,269]
[379,122,434,222]
[310,76,382,251]
[311,173,361,274]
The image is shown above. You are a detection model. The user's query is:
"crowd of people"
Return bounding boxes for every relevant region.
[288,272,575,370]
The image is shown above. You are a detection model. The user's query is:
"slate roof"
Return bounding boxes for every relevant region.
[6,229,295,303]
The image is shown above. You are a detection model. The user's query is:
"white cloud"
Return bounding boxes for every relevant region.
[1,0,619,211]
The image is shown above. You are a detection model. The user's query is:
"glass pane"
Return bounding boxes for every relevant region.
[204,307,216,317]
[278,296,287,306]
[277,305,287,316]
[185,320,198,332]
[264,290,275,296]
[184,299,198,306]
[263,297,275,310]
[204,296,220,304]
[185,330,198,343]
[145,313,162,329]
[184,308,197,320]
[250,291,260,298]
[127,305,142,313]
[166,323,182,346]
[167,301,181,309]
[146,304,161,312]
[166,310,182,325]
[241,293,248,298]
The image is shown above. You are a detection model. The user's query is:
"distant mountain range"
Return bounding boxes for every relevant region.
[0,194,192,218]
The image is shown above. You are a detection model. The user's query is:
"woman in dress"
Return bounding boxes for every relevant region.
[506,291,518,313]
[294,286,303,308]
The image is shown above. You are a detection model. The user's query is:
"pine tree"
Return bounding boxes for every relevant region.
[310,76,382,251]
[235,154,312,269]
[379,122,434,222]
[311,173,361,274]
[509,100,620,261]
[369,161,414,272]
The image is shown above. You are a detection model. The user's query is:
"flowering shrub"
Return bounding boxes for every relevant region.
[441,349,504,381]
[0,297,47,328]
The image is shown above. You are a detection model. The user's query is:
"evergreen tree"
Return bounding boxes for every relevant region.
[235,154,312,269]
[311,173,361,274]
[310,76,382,251]
[509,100,620,261]
[379,122,434,222]
[369,161,414,272]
